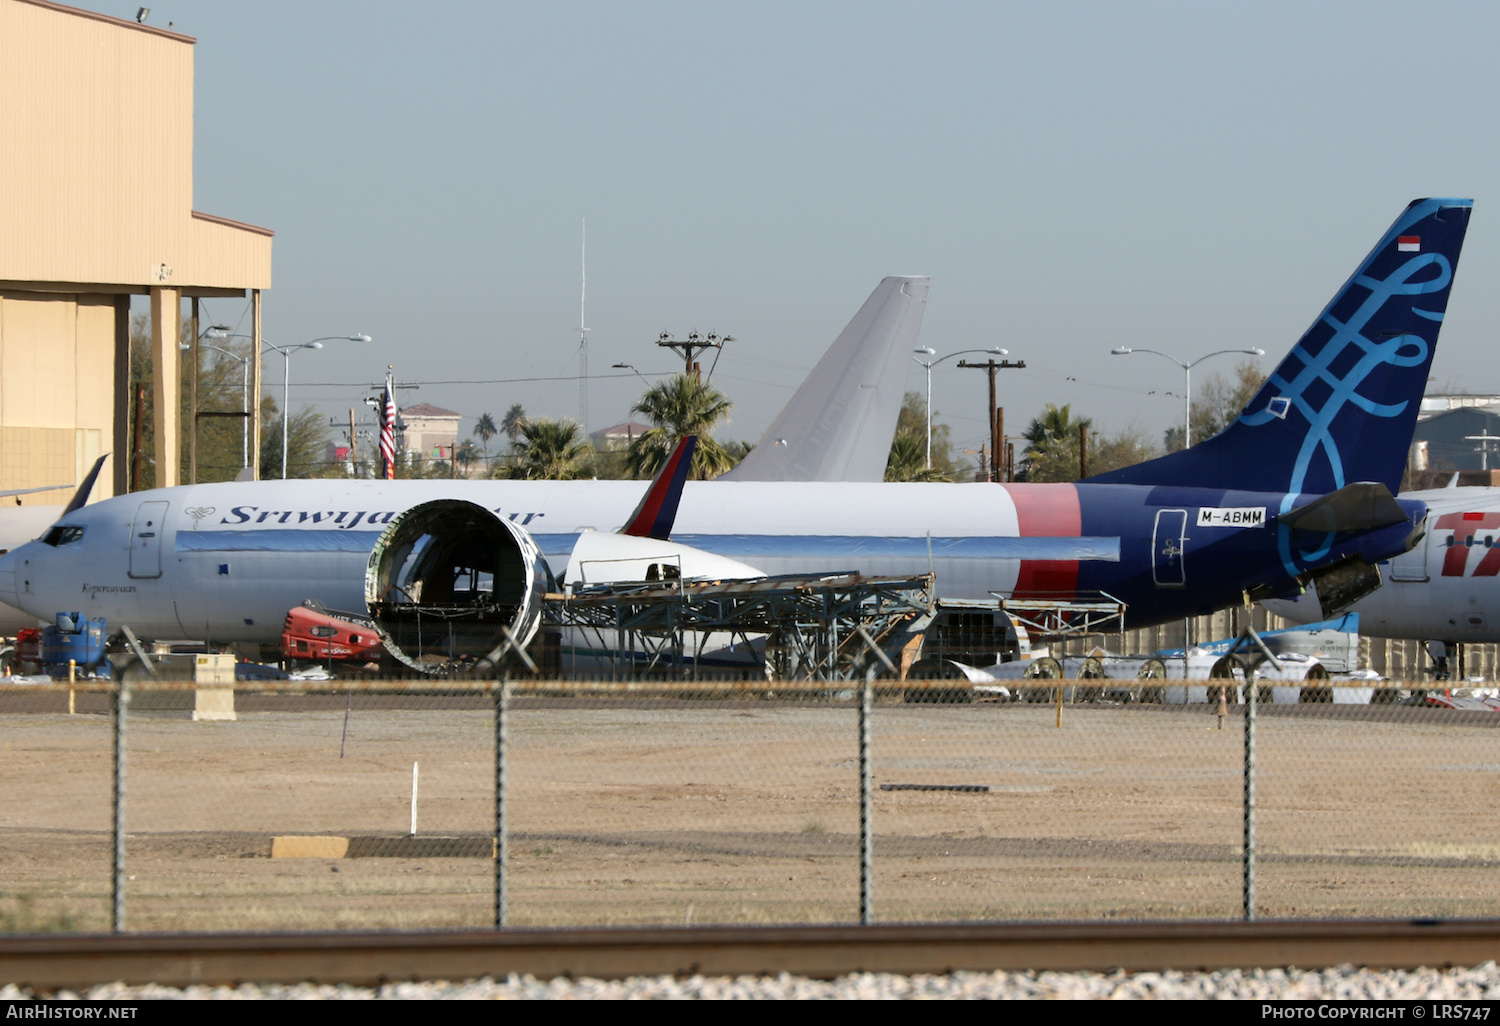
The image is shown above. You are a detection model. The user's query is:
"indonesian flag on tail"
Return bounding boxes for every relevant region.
[1398,236,1421,252]
[379,370,397,480]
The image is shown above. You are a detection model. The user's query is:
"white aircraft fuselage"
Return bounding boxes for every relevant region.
[0,476,1422,646]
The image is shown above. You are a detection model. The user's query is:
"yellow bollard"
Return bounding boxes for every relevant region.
[68,659,75,714]
[1055,680,1063,728]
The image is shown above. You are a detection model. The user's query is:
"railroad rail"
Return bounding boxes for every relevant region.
[4,920,1500,990]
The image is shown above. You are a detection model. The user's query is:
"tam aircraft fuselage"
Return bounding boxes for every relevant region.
[1268,487,1500,643]
[0,478,1422,644]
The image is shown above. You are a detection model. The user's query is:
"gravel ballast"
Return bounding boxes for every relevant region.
[8,963,1500,1000]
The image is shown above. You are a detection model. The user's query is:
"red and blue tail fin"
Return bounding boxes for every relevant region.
[620,436,697,539]
[1088,198,1472,496]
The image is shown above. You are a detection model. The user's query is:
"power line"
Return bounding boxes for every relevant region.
[289,370,667,388]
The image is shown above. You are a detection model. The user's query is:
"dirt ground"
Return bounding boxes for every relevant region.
[4,689,1500,932]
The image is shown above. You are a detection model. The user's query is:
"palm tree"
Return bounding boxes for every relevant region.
[501,404,527,444]
[885,431,952,482]
[472,412,497,456]
[456,439,481,474]
[506,418,593,480]
[886,391,957,481]
[624,374,736,479]
[1019,403,1092,482]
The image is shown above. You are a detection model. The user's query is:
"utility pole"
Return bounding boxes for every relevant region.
[656,332,733,383]
[1465,431,1500,472]
[995,408,1005,482]
[958,357,1026,481]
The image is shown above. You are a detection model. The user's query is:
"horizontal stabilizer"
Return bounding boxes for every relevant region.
[1280,482,1409,534]
[0,484,73,500]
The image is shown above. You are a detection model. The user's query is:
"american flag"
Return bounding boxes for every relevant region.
[379,371,397,479]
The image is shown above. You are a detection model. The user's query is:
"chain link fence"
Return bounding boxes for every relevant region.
[3,676,1500,933]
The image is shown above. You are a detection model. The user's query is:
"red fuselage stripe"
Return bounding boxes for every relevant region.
[1003,483,1081,598]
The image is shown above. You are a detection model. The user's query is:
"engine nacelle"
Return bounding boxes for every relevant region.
[364,499,552,675]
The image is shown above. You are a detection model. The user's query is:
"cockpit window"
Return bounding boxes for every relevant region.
[41,525,85,547]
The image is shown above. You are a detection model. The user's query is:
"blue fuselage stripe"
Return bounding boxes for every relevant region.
[175,529,1122,562]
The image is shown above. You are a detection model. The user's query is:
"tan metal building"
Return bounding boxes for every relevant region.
[0,0,273,502]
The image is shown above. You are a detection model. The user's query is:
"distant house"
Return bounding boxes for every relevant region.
[591,420,652,451]
[401,403,462,460]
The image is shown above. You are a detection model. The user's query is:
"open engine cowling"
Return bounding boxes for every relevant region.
[364,499,552,675]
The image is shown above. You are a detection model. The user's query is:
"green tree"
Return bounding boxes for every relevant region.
[885,392,956,481]
[259,397,333,480]
[472,412,497,457]
[1019,403,1092,483]
[128,312,254,488]
[624,374,738,480]
[501,403,527,443]
[1164,361,1267,452]
[456,439,481,474]
[1087,424,1160,476]
[506,418,594,480]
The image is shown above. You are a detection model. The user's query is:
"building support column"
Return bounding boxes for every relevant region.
[113,296,132,496]
[250,289,262,481]
[188,298,199,484]
[150,287,181,488]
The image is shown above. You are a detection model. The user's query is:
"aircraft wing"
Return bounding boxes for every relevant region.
[721,276,929,482]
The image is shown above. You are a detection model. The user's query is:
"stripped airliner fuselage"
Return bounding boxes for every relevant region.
[0,477,1422,644]
[0,198,1472,653]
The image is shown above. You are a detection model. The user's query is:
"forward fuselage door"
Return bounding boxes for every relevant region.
[129,500,169,579]
[1152,508,1187,587]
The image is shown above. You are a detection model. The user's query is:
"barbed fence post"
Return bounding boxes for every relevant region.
[487,624,536,930]
[1244,664,1257,920]
[854,627,895,926]
[111,678,129,933]
[860,665,873,925]
[494,675,510,930]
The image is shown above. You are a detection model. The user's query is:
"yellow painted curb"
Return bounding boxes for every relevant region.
[270,835,350,859]
[269,835,496,858]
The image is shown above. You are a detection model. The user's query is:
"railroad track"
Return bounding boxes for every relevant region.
[5,920,1500,990]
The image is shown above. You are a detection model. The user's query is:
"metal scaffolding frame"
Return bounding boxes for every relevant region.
[997,591,1129,643]
[544,572,936,681]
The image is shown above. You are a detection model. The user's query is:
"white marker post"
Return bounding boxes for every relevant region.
[410,761,419,836]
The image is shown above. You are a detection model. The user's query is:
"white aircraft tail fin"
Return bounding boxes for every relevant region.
[721,276,929,482]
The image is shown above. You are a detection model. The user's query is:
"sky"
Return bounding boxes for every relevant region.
[91,0,1500,465]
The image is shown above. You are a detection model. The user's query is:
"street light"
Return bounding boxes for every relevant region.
[912,346,1008,469]
[1110,346,1265,448]
[264,334,372,479]
[612,362,651,385]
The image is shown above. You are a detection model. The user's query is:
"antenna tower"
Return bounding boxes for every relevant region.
[579,218,589,432]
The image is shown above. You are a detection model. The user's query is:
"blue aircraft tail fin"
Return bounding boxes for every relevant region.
[1087,198,1472,495]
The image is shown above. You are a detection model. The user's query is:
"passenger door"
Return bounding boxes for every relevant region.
[1152,509,1187,587]
[128,501,169,579]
